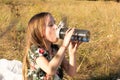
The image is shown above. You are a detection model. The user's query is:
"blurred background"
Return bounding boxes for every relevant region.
[0,0,120,80]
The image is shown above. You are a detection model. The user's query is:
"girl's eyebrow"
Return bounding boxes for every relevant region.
[49,20,55,24]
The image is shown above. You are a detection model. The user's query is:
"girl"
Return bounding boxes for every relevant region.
[22,12,81,80]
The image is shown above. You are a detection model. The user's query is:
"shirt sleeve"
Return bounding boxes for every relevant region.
[29,45,50,61]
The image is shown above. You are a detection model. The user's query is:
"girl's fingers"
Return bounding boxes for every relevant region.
[66,28,74,34]
[66,28,72,33]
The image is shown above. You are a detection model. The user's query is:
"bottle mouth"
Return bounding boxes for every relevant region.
[56,27,61,38]
[56,20,66,39]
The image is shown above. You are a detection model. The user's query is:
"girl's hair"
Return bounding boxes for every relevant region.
[22,12,51,80]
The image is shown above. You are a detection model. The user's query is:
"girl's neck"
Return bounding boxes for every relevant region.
[46,41,53,55]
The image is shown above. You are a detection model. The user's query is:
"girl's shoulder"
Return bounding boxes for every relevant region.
[28,45,50,60]
[30,45,47,55]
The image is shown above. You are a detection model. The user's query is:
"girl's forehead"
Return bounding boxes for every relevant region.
[46,15,54,22]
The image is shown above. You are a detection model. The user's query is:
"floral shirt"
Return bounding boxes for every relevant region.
[27,44,63,80]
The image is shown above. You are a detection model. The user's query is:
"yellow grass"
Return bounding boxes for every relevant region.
[0,0,120,79]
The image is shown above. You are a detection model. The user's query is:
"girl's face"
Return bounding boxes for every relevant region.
[45,15,58,43]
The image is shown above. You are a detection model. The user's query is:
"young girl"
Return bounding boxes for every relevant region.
[22,12,81,80]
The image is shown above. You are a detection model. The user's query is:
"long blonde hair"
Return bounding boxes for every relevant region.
[22,12,51,80]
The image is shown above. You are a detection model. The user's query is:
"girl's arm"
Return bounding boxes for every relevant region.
[62,57,76,77]
[61,53,76,77]
[62,42,82,77]
[36,45,66,76]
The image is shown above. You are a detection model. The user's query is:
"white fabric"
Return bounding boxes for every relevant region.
[0,59,22,80]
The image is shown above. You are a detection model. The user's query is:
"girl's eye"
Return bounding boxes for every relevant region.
[49,23,54,27]
[48,20,55,27]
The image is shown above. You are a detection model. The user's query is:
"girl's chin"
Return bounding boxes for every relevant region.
[52,38,58,43]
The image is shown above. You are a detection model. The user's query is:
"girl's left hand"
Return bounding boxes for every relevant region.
[68,41,82,55]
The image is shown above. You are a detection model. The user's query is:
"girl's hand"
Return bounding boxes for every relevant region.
[68,41,82,55]
[62,28,74,47]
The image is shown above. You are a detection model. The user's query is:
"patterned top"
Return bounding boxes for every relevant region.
[27,44,63,80]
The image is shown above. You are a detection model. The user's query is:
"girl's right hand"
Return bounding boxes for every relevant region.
[62,28,74,47]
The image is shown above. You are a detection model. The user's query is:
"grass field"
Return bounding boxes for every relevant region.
[0,0,120,80]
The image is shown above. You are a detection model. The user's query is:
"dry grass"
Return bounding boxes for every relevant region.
[0,0,120,80]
